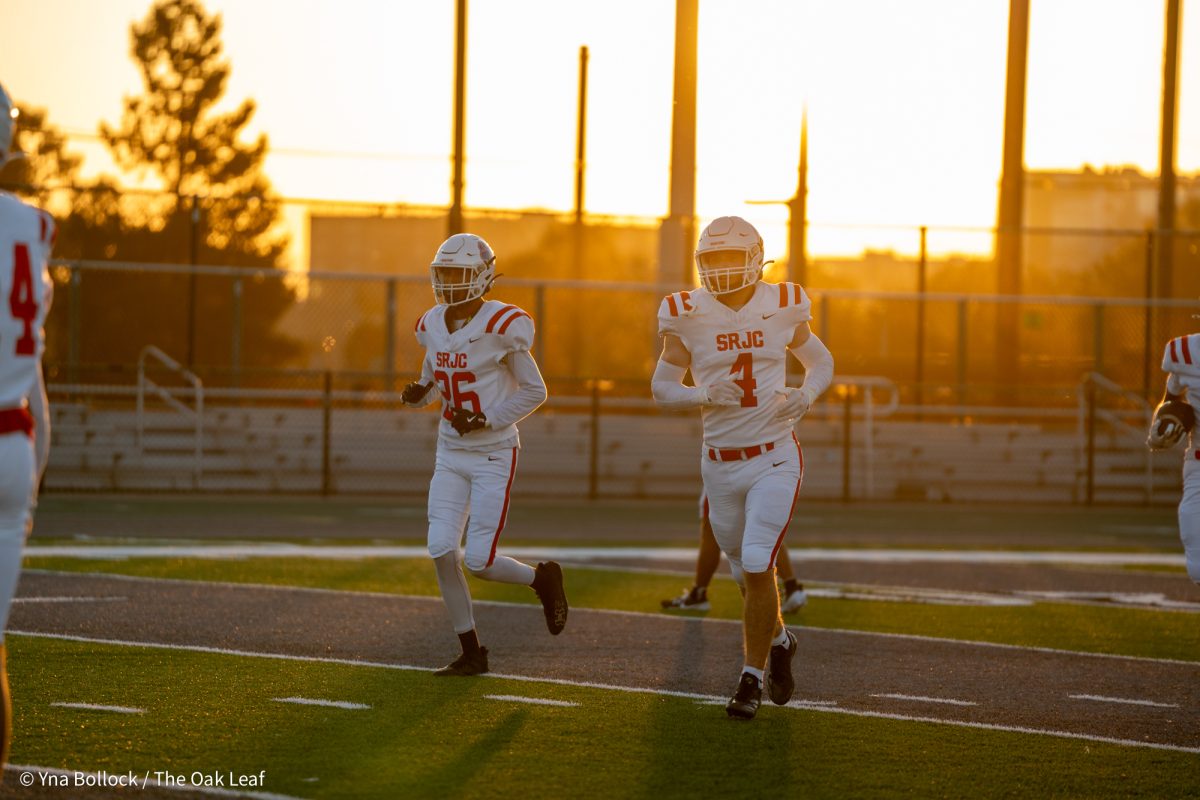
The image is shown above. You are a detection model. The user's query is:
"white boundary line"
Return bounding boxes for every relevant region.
[5,764,304,800]
[22,569,1200,669]
[10,630,1200,756]
[484,694,579,708]
[871,693,978,707]
[273,697,370,710]
[50,702,144,714]
[1069,694,1181,709]
[15,596,127,604]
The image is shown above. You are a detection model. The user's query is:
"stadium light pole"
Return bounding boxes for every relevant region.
[448,0,467,237]
[657,0,699,288]
[1154,0,1182,361]
[572,44,590,378]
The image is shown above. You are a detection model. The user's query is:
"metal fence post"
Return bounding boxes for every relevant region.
[956,299,968,409]
[915,225,927,413]
[1143,230,1155,400]
[68,266,81,385]
[322,371,333,496]
[535,283,547,368]
[231,276,243,387]
[588,381,600,499]
[1085,378,1096,506]
[1092,303,1104,373]
[841,388,853,503]
[385,278,397,389]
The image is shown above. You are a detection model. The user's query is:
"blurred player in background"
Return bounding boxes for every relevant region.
[0,82,54,767]
[403,233,567,677]
[1147,333,1200,584]
[653,216,833,720]
[661,491,807,612]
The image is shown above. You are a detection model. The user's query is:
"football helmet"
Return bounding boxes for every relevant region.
[430,233,496,306]
[0,82,17,168]
[695,216,765,295]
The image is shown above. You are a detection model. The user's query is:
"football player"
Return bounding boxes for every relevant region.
[0,82,54,767]
[661,491,807,613]
[652,216,833,719]
[403,233,566,676]
[1147,333,1200,584]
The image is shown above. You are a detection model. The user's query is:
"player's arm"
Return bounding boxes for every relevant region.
[1148,377,1193,450]
[651,334,740,410]
[485,350,548,429]
[401,360,437,408]
[29,361,50,492]
[775,323,835,422]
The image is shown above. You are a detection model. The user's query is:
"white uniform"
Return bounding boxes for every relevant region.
[0,191,54,636]
[1162,333,1200,583]
[414,301,545,572]
[658,282,810,574]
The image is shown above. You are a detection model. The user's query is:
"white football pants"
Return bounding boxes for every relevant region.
[0,432,35,642]
[427,445,520,574]
[700,435,803,576]
[1179,455,1200,584]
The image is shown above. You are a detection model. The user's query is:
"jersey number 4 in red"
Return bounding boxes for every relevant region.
[433,370,481,420]
[9,244,39,356]
[730,353,757,407]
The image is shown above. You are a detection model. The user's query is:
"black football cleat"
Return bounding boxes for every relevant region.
[764,630,798,705]
[725,672,762,720]
[532,561,569,635]
[433,646,489,677]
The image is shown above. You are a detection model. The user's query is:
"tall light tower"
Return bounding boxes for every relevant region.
[657,0,699,287]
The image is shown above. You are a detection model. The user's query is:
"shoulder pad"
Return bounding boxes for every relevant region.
[774,282,813,321]
[484,303,534,349]
[1163,334,1200,375]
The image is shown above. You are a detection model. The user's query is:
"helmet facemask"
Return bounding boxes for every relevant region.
[696,247,762,295]
[430,233,497,306]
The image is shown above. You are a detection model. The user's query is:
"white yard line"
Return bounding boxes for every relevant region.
[871,693,978,707]
[10,630,1199,756]
[50,702,144,714]
[1069,694,1181,709]
[22,544,1188,567]
[15,596,127,604]
[5,764,303,800]
[484,694,579,707]
[23,569,1200,669]
[272,697,371,710]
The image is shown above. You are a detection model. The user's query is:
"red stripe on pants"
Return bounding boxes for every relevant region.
[769,436,804,569]
[487,447,519,567]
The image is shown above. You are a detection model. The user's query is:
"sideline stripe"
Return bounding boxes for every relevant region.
[10,630,1200,756]
[273,697,371,710]
[51,702,144,714]
[5,764,302,800]
[15,596,127,604]
[23,570,1200,669]
[484,694,578,708]
[22,545,1189,567]
[872,693,977,707]
[1069,694,1180,709]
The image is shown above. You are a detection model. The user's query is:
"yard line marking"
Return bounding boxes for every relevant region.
[1069,694,1180,709]
[24,570,1200,669]
[6,764,302,800]
[872,693,978,707]
[50,702,144,714]
[484,694,579,707]
[695,698,838,708]
[15,596,127,604]
[11,630,1200,756]
[273,697,371,710]
[22,544,1189,567]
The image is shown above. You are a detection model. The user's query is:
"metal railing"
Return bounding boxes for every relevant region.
[1078,372,1154,504]
[136,346,205,486]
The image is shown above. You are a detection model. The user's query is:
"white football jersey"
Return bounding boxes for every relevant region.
[1163,333,1200,421]
[658,281,812,448]
[414,300,537,451]
[0,191,54,410]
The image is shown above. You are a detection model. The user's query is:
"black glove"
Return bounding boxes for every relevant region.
[449,406,487,436]
[401,381,432,405]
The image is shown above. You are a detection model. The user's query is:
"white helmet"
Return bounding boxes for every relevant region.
[695,216,766,294]
[0,82,17,168]
[430,233,497,306]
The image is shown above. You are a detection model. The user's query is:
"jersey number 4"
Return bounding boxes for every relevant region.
[730,353,757,407]
[8,243,39,357]
[433,370,481,421]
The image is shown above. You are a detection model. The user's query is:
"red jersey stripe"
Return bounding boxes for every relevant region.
[1182,336,1194,365]
[666,294,679,316]
[680,290,692,311]
[496,311,530,335]
[793,283,801,304]
[778,283,788,308]
[414,311,427,332]
[1171,339,1179,363]
[485,304,518,333]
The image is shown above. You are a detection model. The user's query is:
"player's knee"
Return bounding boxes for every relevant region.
[729,561,746,588]
[463,553,491,576]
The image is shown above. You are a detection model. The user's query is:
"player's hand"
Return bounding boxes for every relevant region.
[401,381,433,406]
[702,378,742,407]
[449,407,488,436]
[1147,399,1194,450]
[774,386,817,422]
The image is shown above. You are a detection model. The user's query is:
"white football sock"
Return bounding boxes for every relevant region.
[742,666,764,683]
[432,552,475,634]
[470,555,536,585]
[771,629,791,647]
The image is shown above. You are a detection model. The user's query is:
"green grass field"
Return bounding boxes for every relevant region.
[9,636,1196,800]
[24,555,1200,662]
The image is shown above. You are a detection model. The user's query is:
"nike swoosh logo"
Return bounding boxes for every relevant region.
[469,336,482,343]
[762,313,777,320]
[488,456,501,461]
[772,460,786,467]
